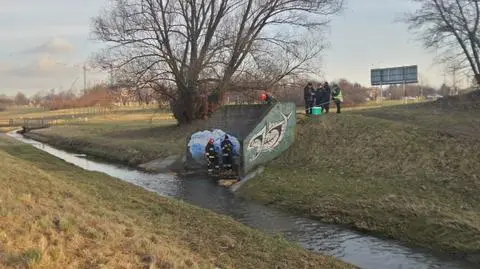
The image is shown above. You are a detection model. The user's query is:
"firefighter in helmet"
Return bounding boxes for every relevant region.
[205,138,219,174]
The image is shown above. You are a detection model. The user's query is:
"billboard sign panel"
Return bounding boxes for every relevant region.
[371,65,418,86]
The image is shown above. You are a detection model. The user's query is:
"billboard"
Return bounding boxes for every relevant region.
[371,65,418,86]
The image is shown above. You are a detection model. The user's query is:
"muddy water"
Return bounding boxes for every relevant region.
[9,132,477,269]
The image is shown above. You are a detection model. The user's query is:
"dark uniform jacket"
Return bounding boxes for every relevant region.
[205,143,217,159]
[221,139,233,155]
[304,86,314,101]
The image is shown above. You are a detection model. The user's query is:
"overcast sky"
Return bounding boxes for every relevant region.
[0,0,466,96]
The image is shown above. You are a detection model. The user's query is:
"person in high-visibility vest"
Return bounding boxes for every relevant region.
[331,84,343,114]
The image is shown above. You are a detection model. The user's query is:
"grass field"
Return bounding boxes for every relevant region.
[23,113,190,166]
[12,93,480,262]
[0,105,170,128]
[0,105,180,165]
[0,135,353,269]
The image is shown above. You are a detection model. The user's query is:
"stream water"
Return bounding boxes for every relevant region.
[8,132,477,269]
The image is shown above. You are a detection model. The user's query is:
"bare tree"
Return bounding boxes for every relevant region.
[0,96,13,111]
[14,92,29,106]
[30,92,44,108]
[403,0,480,86]
[135,87,156,105]
[92,0,343,124]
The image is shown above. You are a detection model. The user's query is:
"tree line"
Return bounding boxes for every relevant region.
[0,84,162,111]
[0,78,453,113]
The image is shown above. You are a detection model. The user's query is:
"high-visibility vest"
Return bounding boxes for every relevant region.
[333,88,343,102]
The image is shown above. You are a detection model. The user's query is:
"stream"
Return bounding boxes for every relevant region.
[8,132,477,269]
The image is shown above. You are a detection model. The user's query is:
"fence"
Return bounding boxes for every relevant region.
[1,105,172,129]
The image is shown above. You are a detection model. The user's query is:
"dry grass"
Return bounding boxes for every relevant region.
[24,120,190,166]
[0,127,19,133]
[0,136,354,269]
[17,94,480,262]
[239,107,480,261]
[0,105,162,121]
[23,111,210,166]
[0,107,44,119]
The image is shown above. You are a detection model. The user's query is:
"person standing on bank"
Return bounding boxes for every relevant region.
[303,82,315,115]
[323,82,331,113]
[315,83,325,110]
[331,84,343,114]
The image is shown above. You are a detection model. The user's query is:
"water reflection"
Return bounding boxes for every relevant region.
[8,132,477,269]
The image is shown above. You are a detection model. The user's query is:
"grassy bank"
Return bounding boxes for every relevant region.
[0,135,353,269]
[24,112,190,166]
[239,106,480,261]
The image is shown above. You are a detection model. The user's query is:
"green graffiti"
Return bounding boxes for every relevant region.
[243,102,296,175]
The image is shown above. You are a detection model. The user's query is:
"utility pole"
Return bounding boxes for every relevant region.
[109,64,114,88]
[403,66,407,104]
[452,66,457,95]
[83,63,87,94]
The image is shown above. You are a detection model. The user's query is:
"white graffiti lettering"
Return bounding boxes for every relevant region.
[247,111,292,161]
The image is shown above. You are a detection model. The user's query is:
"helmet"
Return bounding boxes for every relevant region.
[208,138,214,143]
[260,93,267,101]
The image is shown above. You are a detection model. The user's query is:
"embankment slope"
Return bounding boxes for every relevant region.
[239,96,480,261]
[0,135,353,269]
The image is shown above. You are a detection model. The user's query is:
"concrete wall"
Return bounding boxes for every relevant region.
[183,103,296,175]
[184,104,271,171]
[199,104,272,140]
[242,102,296,176]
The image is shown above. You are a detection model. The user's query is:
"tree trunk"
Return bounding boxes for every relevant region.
[475,74,480,86]
[170,88,225,124]
[170,87,203,124]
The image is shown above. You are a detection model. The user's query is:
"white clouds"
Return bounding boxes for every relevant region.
[0,1,109,94]
[0,54,107,95]
[7,37,79,78]
[0,0,101,40]
[21,37,74,55]
[0,25,89,40]
[7,54,73,77]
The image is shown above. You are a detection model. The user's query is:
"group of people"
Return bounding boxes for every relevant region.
[304,82,343,114]
[204,134,235,175]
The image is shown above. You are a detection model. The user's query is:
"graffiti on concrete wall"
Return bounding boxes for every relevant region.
[246,111,293,161]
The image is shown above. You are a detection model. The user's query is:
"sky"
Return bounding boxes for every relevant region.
[0,0,469,96]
